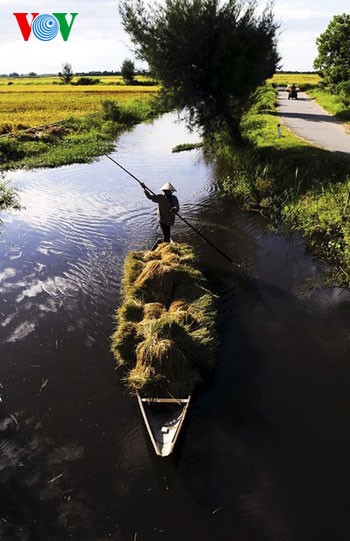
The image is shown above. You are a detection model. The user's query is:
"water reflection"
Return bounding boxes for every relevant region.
[1,113,350,540]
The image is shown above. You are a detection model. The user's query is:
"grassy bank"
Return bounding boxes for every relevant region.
[111,242,218,396]
[0,76,160,170]
[305,88,350,123]
[213,83,350,282]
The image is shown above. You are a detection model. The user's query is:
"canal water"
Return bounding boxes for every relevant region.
[1,113,349,540]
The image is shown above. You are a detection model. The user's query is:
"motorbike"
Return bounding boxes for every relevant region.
[287,86,298,100]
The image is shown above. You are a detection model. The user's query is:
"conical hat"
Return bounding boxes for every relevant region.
[160,182,176,192]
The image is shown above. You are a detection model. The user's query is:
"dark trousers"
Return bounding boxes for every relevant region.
[159,222,171,242]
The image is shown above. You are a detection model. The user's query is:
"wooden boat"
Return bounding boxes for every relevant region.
[150,237,172,250]
[137,236,190,457]
[137,394,191,457]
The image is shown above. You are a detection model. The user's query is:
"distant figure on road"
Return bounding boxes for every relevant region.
[142,182,180,242]
[286,83,298,100]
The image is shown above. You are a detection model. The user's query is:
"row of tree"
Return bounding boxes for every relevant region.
[58,59,138,85]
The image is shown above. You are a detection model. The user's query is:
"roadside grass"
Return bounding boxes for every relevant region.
[305,88,350,122]
[214,83,350,282]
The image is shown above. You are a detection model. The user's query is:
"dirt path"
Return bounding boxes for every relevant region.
[277,90,350,156]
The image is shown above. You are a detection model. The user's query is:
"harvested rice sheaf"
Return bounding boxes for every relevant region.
[111,242,218,396]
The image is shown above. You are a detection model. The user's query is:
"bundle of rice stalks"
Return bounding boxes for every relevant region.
[143,302,165,319]
[144,242,196,266]
[134,260,174,305]
[169,299,188,312]
[118,298,144,322]
[168,300,196,329]
[129,338,200,396]
[121,252,145,296]
[111,242,218,396]
[111,321,140,368]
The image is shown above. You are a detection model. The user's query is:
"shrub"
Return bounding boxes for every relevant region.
[74,77,100,86]
[0,139,25,161]
[101,99,141,125]
[0,124,12,135]
[0,178,21,219]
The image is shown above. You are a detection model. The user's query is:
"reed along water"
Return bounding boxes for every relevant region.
[1,113,350,540]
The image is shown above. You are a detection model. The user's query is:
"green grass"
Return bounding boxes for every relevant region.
[0,74,160,169]
[172,142,203,153]
[306,88,350,122]
[0,97,159,170]
[0,177,21,225]
[213,83,350,283]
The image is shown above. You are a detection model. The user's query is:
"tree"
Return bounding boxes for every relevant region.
[121,58,136,84]
[120,0,280,145]
[314,14,350,91]
[59,62,74,84]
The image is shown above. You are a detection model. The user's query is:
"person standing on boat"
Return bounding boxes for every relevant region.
[142,182,180,242]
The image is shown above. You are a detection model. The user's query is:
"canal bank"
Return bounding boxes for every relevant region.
[1,113,350,540]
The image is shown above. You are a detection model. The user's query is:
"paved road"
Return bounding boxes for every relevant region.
[277,90,350,156]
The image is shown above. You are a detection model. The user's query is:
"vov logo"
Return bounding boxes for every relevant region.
[14,13,78,41]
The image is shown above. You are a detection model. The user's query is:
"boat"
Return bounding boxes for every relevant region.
[150,236,172,250]
[136,394,191,457]
[111,238,217,457]
[137,237,191,457]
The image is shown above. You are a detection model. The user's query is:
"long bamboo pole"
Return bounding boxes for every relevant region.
[104,154,234,264]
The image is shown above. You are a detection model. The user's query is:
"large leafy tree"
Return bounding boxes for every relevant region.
[314,14,350,89]
[120,0,280,145]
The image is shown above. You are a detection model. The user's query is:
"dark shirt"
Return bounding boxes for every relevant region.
[145,192,180,226]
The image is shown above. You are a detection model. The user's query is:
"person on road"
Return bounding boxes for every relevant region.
[142,182,180,242]
[286,83,298,99]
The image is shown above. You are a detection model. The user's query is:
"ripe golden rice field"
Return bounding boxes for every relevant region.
[269,72,321,86]
[0,73,320,131]
[0,76,160,131]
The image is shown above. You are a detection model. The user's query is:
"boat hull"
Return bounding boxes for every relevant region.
[137,395,191,457]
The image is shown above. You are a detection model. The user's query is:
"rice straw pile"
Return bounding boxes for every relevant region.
[111,242,218,396]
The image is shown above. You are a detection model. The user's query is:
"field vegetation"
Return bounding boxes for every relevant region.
[0,75,160,169]
[0,75,159,130]
[111,242,218,396]
[213,78,350,283]
[268,72,321,87]
[2,69,350,283]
